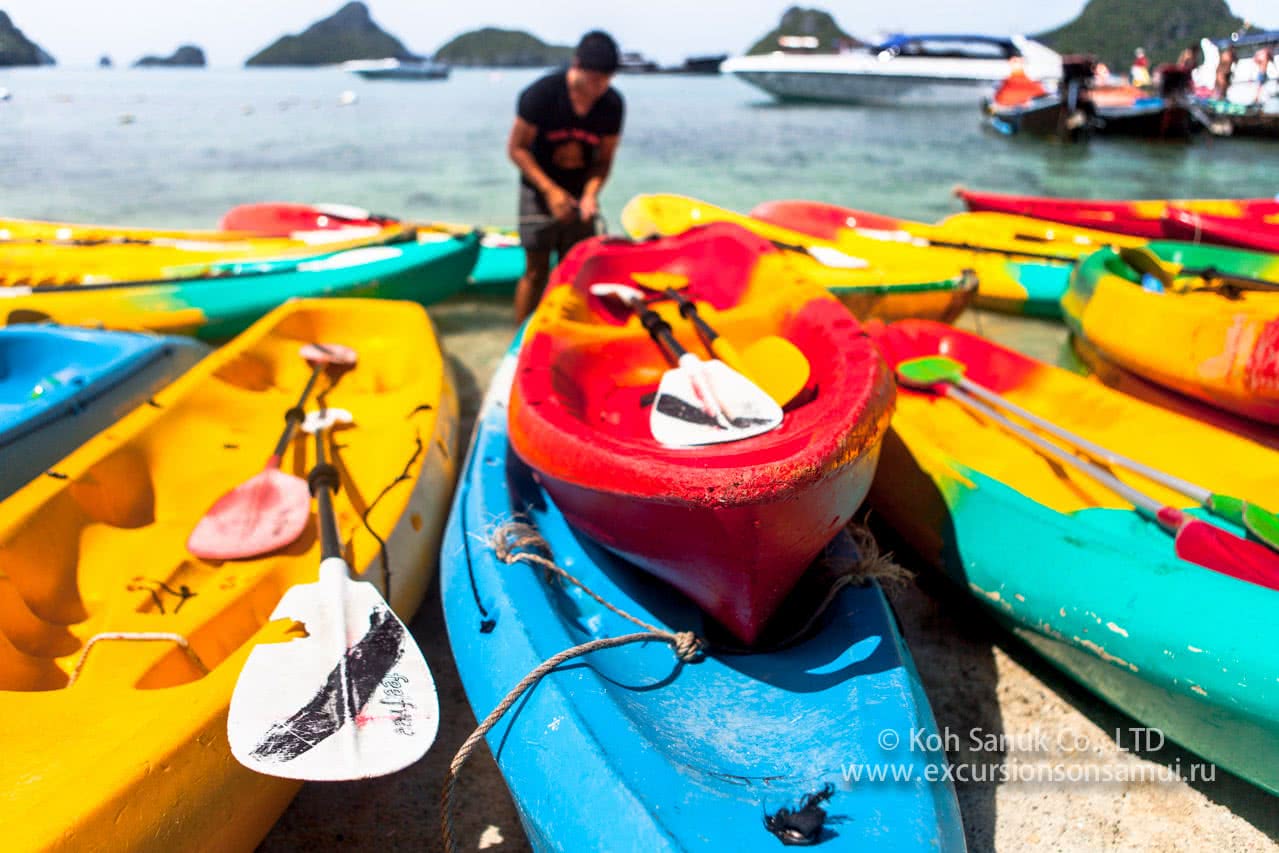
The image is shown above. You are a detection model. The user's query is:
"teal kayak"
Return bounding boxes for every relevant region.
[467,230,524,294]
[0,233,481,340]
[0,325,206,498]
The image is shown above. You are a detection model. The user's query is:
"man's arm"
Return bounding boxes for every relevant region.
[507,116,577,221]
[578,134,620,221]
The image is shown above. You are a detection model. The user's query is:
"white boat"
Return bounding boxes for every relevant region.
[722,34,1061,107]
[342,57,450,81]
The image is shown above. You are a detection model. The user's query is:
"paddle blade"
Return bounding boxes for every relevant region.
[1119,246,1176,288]
[228,558,439,780]
[651,359,783,447]
[741,337,811,406]
[1243,502,1279,553]
[188,468,312,560]
[301,407,354,434]
[301,342,357,369]
[895,356,964,390]
[1174,519,1279,590]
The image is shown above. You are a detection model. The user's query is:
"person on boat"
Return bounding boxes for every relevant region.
[508,30,625,323]
[992,56,1048,106]
[1214,46,1236,100]
[1130,48,1151,87]
[1254,47,1275,103]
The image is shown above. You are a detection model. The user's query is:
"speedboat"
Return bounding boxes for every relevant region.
[343,57,450,81]
[722,33,1061,106]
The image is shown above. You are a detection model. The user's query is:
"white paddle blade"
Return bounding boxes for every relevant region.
[806,245,869,269]
[228,558,439,780]
[301,408,354,434]
[588,282,646,304]
[651,360,783,448]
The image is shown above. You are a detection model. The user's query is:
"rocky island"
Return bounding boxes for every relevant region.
[245,1,420,67]
[134,45,206,68]
[0,10,54,66]
[434,27,572,67]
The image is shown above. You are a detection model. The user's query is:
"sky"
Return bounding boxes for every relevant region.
[4,0,1273,67]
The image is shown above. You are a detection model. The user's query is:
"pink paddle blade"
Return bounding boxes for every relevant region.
[188,468,313,560]
[301,343,357,369]
[1174,518,1279,590]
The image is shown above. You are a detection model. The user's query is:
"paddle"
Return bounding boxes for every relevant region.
[1119,246,1279,293]
[662,287,811,406]
[897,355,1279,551]
[227,407,439,780]
[588,283,783,447]
[897,364,1279,588]
[187,343,358,560]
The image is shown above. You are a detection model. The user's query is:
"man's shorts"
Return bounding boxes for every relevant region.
[518,184,600,259]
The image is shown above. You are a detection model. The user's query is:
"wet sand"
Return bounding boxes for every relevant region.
[259,300,1278,852]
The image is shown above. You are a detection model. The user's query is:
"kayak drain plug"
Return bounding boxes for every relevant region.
[765,784,835,846]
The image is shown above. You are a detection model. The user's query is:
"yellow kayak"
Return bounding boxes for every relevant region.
[749,199,1144,317]
[0,298,458,851]
[620,194,977,323]
[0,220,415,287]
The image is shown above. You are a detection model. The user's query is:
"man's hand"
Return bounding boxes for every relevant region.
[546,186,579,222]
[578,193,600,222]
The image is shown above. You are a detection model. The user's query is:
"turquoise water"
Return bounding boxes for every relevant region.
[2,67,1276,230]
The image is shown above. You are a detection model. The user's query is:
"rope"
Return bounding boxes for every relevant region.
[441,521,703,853]
[66,632,207,687]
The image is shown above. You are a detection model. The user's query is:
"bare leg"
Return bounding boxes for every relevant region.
[514,249,552,324]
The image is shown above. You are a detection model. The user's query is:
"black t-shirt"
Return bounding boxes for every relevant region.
[517,70,624,199]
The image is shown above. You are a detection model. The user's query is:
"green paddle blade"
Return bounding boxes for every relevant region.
[1206,493,1246,526]
[1244,502,1279,553]
[895,356,964,389]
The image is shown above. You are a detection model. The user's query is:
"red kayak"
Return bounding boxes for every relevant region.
[1161,209,1279,253]
[750,199,904,239]
[219,202,389,235]
[508,223,895,644]
[957,188,1279,240]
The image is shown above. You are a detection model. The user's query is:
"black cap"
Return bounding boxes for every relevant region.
[575,30,620,73]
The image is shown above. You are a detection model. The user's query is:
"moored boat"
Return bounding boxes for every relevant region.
[1161,208,1279,253]
[622,194,978,322]
[440,334,965,850]
[0,325,207,499]
[867,318,1279,794]
[0,298,458,850]
[510,232,896,642]
[1063,243,1279,424]
[0,233,480,340]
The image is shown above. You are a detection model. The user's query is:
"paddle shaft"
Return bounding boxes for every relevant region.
[633,299,691,361]
[666,288,724,349]
[312,425,344,562]
[1178,265,1279,291]
[944,384,1176,528]
[953,375,1214,506]
[916,237,1079,264]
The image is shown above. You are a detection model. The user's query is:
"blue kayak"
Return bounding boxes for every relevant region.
[0,325,207,498]
[440,340,965,852]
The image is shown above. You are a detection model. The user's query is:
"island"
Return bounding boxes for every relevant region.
[0,10,55,66]
[745,7,860,55]
[1037,0,1247,67]
[134,45,206,68]
[245,1,420,67]
[434,27,572,67]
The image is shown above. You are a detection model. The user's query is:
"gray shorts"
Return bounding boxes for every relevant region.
[518,184,602,258]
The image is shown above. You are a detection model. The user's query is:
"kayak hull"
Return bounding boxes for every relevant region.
[0,326,207,500]
[0,299,458,850]
[441,342,965,851]
[1064,243,1279,424]
[868,319,1279,794]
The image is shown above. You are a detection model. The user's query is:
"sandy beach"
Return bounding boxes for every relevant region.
[258,298,1279,852]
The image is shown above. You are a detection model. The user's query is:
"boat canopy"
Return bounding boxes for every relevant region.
[872,34,1020,59]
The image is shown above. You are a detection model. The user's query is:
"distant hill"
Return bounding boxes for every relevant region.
[1036,0,1247,68]
[0,10,55,66]
[246,1,419,67]
[434,27,572,67]
[746,6,859,55]
[135,45,206,68]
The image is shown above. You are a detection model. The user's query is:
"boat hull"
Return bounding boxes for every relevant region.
[731,68,1001,106]
[441,343,965,851]
[867,319,1279,794]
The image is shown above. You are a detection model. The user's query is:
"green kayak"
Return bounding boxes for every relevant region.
[0,233,480,340]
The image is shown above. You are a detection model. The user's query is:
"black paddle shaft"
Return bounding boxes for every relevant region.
[1184,265,1279,292]
[310,427,344,561]
[272,363,325,458]
[666,289,720,349]
[634,301,691,363]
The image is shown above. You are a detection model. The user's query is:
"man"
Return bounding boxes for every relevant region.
[508,31,625,322]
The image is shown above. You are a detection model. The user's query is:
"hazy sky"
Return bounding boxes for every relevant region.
[4,0,1273,67]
